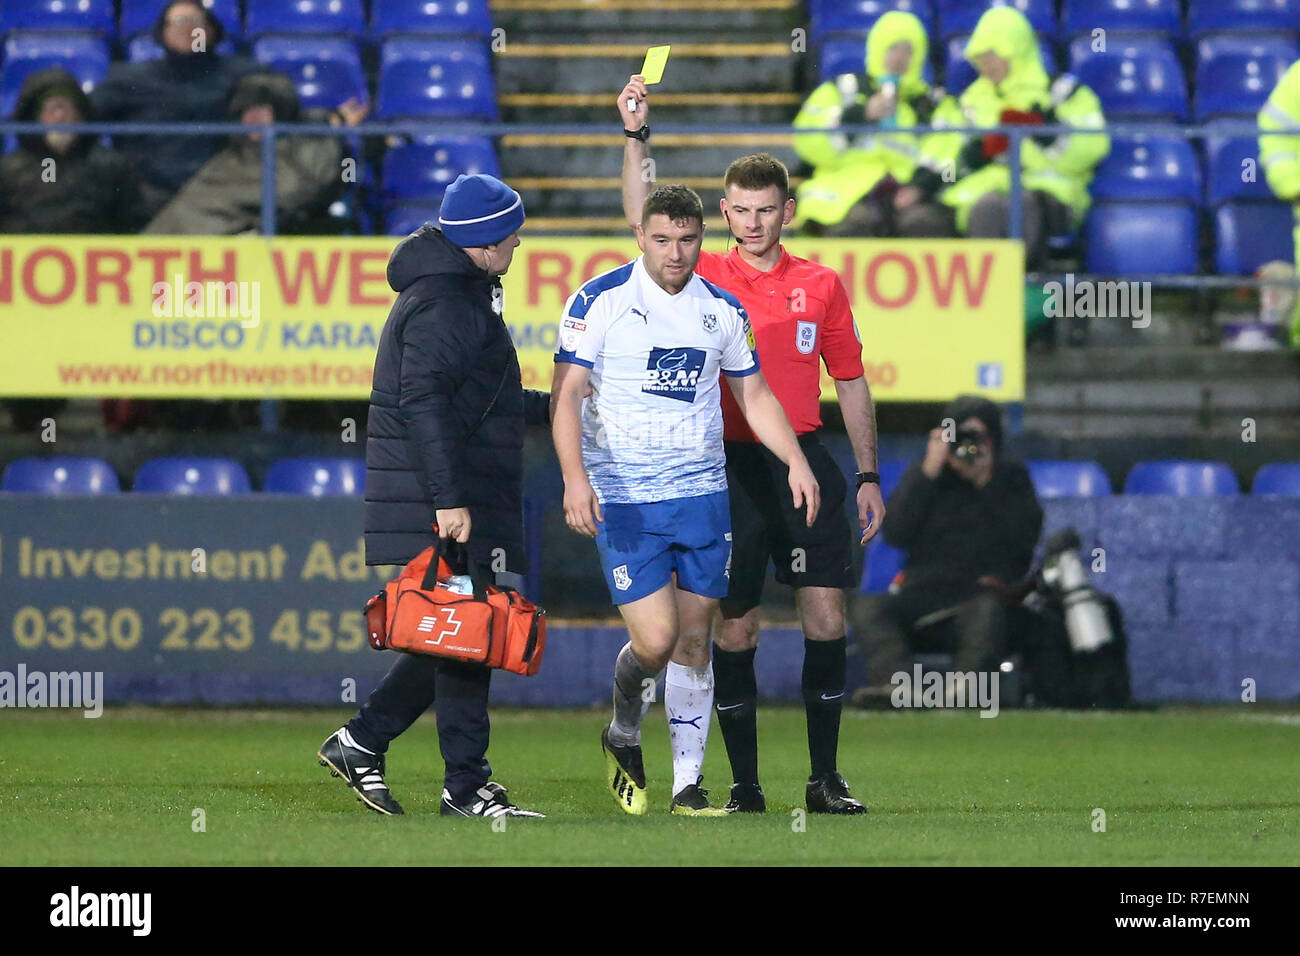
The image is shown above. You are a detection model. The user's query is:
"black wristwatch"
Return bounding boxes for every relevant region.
[624,124,651,142]
[856,471,880,490]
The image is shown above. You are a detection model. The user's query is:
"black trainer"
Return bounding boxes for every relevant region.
[440,781,546,818]
[806,771,867,814]
[670,776,728,816]
[317,727,403,816]
[723,782,767,813]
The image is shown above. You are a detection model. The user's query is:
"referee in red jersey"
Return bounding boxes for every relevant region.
[618,76,885,814]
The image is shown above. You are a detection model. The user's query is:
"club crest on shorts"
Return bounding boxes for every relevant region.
[701,312,718,332]
[612,564,632,591]
[796,320,817,355]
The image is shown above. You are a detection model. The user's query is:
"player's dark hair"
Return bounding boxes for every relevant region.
[723,153,790,201]
[641,184,704,228]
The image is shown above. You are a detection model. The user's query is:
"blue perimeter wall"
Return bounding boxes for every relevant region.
[0,496,1297,705]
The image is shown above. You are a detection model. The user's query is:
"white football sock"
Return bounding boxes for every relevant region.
[665,661,714,796]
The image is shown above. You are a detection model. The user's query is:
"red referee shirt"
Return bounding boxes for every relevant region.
[697,245,865,442]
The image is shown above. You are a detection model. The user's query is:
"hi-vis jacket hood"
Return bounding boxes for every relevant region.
[963,5,1050,110]
[867,10,930,99]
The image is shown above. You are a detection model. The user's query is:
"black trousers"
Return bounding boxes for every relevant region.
[856,586,1073,706]
[345,558,496,804]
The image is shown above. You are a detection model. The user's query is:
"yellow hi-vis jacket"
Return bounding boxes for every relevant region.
[920,6,1110,233]
[1258,59,1300,346]
[791,10,951,227]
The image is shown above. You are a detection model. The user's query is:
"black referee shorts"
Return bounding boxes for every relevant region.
[720,431,855,617]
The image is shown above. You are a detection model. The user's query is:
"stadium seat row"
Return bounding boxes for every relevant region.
[4,0,1295,44]
[0,0,493,42]
[0,32,499,121]
[811,0,1300,41]
[5,456,1299,498]
[820,31,1300,120]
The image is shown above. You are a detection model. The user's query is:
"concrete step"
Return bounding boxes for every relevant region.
[498,90,800,124]
[495,41,799,94]
[500,132,801,178]
[491,0,802,35]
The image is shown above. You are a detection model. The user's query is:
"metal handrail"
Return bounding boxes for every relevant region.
[1,118,1296,246]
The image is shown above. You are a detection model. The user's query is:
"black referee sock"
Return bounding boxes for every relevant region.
[802,637,847,779]
[712,646,760,788]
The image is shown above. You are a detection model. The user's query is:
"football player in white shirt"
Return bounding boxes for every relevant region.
[550,185,820,815]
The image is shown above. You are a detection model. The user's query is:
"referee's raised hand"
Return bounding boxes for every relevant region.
[619,74,649,128]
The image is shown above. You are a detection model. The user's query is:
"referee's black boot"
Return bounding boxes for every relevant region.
[806,771,867,815]
[723,782,767,813]
[317,727,404,816]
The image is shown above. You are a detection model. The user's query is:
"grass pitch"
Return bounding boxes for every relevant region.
[0,706,1295,865]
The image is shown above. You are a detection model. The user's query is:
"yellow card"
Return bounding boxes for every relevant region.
[640,45,671,85]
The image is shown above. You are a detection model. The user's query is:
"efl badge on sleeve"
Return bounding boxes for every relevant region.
[796,320,817,355]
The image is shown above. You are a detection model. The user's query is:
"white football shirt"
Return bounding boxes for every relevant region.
[554,255,760,504]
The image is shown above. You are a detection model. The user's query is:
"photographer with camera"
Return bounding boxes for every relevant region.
[853,396,1073,706]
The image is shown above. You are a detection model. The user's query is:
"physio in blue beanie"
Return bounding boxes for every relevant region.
[438,173,526,248]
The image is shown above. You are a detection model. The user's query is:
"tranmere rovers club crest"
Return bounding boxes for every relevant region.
[612,565,632,591]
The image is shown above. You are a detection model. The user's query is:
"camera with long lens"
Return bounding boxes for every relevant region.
[952,425,984,460]
[1038,528,1114,653]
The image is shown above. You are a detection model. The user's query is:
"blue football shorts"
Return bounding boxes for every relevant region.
[593,490,732,605]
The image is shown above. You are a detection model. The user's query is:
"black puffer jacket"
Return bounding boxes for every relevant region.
[365,226,550,569]
[91,48,258,197]
[0,68,145,233]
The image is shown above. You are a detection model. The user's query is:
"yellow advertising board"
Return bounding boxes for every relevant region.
[0,235,1022,401]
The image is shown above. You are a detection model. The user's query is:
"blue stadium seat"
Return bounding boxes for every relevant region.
[860,539,905,593]
[0,0,115,36]
[1089,134,1202,202]
[264,458,364,495]
[1,456,120,494]
[1253,463,1300,495]
[1061,0,1180,37]
[119,0,242,41]
[819,36,935,83]
[859,460,911,594]
[370,0,493,37]
[127,31,237,61]
[810,0,934,38]
[878,459,908,497]
[245,0,365,38]
[376,39,497,120]
[1070,36,1188,119]
[385,203,440,235]
[1084,202,1198,274]
[0,32,109,120]
[253,36,367,111]
[381,135,500,204]
[1215,201,1295,273]
[1188,0,1300,36]
[938,0,1055,39]
[1194,36,1298,119]
[944,33,1059,94]
[819,38,867,81]
[133,457,252,494]
[1204,123,1276,204]
[1026,460,1113,497]
[1124,461,1241,495]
